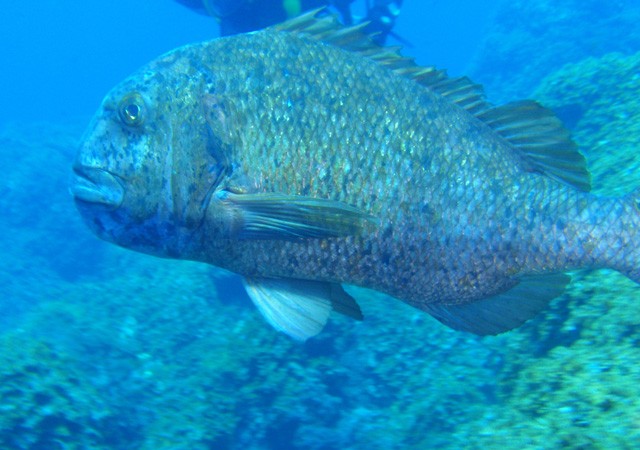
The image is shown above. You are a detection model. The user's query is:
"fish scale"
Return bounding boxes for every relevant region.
[71,11,640,339]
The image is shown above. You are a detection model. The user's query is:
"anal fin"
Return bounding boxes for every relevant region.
[243,278,362,341]
[425,274,570,335]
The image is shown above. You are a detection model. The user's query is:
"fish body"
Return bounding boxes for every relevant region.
[71,12,640,339]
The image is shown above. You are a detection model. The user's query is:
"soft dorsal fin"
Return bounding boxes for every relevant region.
[476,101,591,191]
[272,9,591,192]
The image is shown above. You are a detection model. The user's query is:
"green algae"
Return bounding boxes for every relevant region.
[442,270,640,449]
[3,117,640,447]
[0,333,114,449]
[26,257,257,448]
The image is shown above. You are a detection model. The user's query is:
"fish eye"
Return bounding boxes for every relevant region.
[118,92,146,127]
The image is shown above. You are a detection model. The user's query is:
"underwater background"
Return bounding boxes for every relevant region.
[2,0,640,448]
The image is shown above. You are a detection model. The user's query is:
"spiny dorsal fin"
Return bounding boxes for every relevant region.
[273,10,490,116]
[272,10,591,192]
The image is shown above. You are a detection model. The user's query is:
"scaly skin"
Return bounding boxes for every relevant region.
[73,26,640,316]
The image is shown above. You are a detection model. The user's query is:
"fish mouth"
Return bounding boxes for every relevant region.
[70,166,124,207]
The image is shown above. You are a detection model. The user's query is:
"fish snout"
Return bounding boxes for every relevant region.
[70,165,125,208]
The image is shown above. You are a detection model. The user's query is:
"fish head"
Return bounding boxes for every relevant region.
[71,50,227,258]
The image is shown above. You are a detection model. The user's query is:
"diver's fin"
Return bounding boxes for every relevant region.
[243,278,362,340]
[216,190,376,239]
[424,274,570,335]
[477,101,591,191]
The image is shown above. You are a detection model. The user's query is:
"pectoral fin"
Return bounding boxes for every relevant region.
[243,278,363,341]
[217,190,377,239]
[424,274,570,335]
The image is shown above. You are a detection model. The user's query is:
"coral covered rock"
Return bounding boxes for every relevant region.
[469,0,640,102]
[0,333,115,449]
[534,51,640,195]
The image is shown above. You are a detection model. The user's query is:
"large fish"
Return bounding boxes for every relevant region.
[71,11,640,340]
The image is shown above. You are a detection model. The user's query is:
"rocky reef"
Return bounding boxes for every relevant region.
[468,0,640,103]
[3,82,640,448]
[0,332,114,449]
[2,10,640,448]
[534,51,640,196]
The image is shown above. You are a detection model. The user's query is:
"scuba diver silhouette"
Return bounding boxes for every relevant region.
[174,0,404,45]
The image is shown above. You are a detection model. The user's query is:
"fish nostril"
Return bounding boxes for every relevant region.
[72,161,93,178]
[72,165,85,176]
[93,216,106,233]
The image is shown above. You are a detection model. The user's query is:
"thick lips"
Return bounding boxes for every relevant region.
[70,166,124,207]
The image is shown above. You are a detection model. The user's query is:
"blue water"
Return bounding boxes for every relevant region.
[2,0,640,448]
[0,1,496,125]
